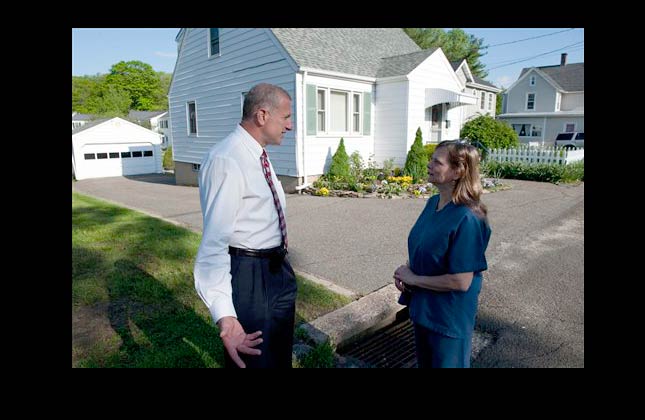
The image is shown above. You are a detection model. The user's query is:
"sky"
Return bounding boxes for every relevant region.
[72,28,584,89]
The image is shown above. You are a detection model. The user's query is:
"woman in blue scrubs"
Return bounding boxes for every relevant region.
[394,140,491,368]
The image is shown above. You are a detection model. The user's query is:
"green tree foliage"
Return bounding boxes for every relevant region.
[328,138,351,181]
[105,60,162,110]
[403,28,488,78]
[72,75,104,113]
[496,91,504,115]
[84,84,131,118]
[460,115,519,151]
[404,128,429,183]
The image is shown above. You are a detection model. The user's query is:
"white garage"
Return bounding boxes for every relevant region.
[72,117,163,180]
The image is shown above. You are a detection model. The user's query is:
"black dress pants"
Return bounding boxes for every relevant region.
[224,253,297,368]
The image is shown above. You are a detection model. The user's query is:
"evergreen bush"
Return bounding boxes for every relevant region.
[328,138,351,181]
[404,128,429,183]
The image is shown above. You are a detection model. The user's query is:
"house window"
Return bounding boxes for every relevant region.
[480,91,486,109]
[526,93,535,110]
[565,123,576,132]
[84,153,95,160]
[531,125,542,137]
[132,151,143,158]
[97,153,108,159]
[529,75,536,86]
[317,89,326,133]
[144,150,153,157]
[330,90,348,132]
[512,124,531,137]
[192,163,201,172]
[121,152,131,158]
[352,93,361,133]
[109,152,119,158]
[488,93,493,111]
[209,28,220,57]
[187,101,197,135]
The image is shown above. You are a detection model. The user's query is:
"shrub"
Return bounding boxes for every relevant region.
[163,147,174,170]
[328,138,350,181]
[423,143,438,161]
[460,115,519,151]
[404,127,429,183]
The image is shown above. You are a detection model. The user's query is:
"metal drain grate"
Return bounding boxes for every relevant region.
[339,318,418,368]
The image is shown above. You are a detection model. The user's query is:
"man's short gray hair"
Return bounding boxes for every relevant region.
[242,83,291,121]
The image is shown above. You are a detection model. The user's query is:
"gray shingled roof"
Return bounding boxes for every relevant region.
[270,28,421,77]
[520,62,584,92]
[128,110,167,120]
[376,49,437,78]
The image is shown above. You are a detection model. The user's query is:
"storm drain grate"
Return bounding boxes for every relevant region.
[338,316,495,368]
[339,318,418,368]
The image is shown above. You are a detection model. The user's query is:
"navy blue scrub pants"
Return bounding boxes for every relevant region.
[224,252,297,368]
[413,323,472,368]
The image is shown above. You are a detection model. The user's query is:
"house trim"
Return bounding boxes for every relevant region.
[300,66,377,83]
[498,111,584,117]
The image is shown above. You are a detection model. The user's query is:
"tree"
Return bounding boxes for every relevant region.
[328,138,350,181]
[72,75,104,113]
[496,91,504,115]
[403,28,488,78]
[84,84,131,117]
[105,60,161,110]
[460,115,518,151]
[404,128,429,183]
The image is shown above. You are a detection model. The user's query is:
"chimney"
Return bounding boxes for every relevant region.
[560,53,568,66]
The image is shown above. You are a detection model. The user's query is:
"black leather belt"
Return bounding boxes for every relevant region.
[229,245,287,259]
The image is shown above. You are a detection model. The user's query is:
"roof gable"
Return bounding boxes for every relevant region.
[518,62,584,92]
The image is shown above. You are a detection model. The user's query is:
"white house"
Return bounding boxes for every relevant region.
[128,110,173,149]
[168,28,497,191]
[72,117,163,180]
[451,59,501,123]
[497,53,584,146]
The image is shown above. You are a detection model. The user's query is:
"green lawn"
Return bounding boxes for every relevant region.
[72,192,352,368]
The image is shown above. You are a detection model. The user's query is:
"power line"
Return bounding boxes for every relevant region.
[488,41,584,70]
[482,28,576,49]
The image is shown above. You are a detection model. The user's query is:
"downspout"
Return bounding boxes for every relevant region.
[295,69,310,193]
[542,116,547,147]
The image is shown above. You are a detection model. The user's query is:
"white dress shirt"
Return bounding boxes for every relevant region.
[194,124,287,324]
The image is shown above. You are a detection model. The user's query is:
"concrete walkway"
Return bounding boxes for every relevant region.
[73,174,584,367]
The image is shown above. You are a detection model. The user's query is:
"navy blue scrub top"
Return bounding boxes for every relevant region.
[406,194,491,339]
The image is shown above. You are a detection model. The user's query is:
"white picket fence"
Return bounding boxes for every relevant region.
[487,146,584,165]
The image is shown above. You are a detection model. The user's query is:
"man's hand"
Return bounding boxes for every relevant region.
[217,317,263,368]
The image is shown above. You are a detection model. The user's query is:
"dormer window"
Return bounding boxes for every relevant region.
[529,75,536,86]
[209,28,220,57]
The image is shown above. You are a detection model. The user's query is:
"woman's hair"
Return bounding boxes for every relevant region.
[242,83,291,121]
[436,140,488,221]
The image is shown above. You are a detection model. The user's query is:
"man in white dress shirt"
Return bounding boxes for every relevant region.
[194,83,296,368]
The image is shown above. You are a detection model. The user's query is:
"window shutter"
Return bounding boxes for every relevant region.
[363,92,371,135]
[306,84,317,135]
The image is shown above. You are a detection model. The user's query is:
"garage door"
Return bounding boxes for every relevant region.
[80,143,157,178]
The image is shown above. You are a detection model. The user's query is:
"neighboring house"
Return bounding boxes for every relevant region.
[451,60,501,124]
[72,112,95,131]
[168,28,498,191]
[497,53,584,146]
[128,110,173,149]
[72,117,163,180]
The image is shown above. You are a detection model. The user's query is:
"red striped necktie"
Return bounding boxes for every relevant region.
[260,150,288,250]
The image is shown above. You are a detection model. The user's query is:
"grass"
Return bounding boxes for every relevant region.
[72,192,353,368]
